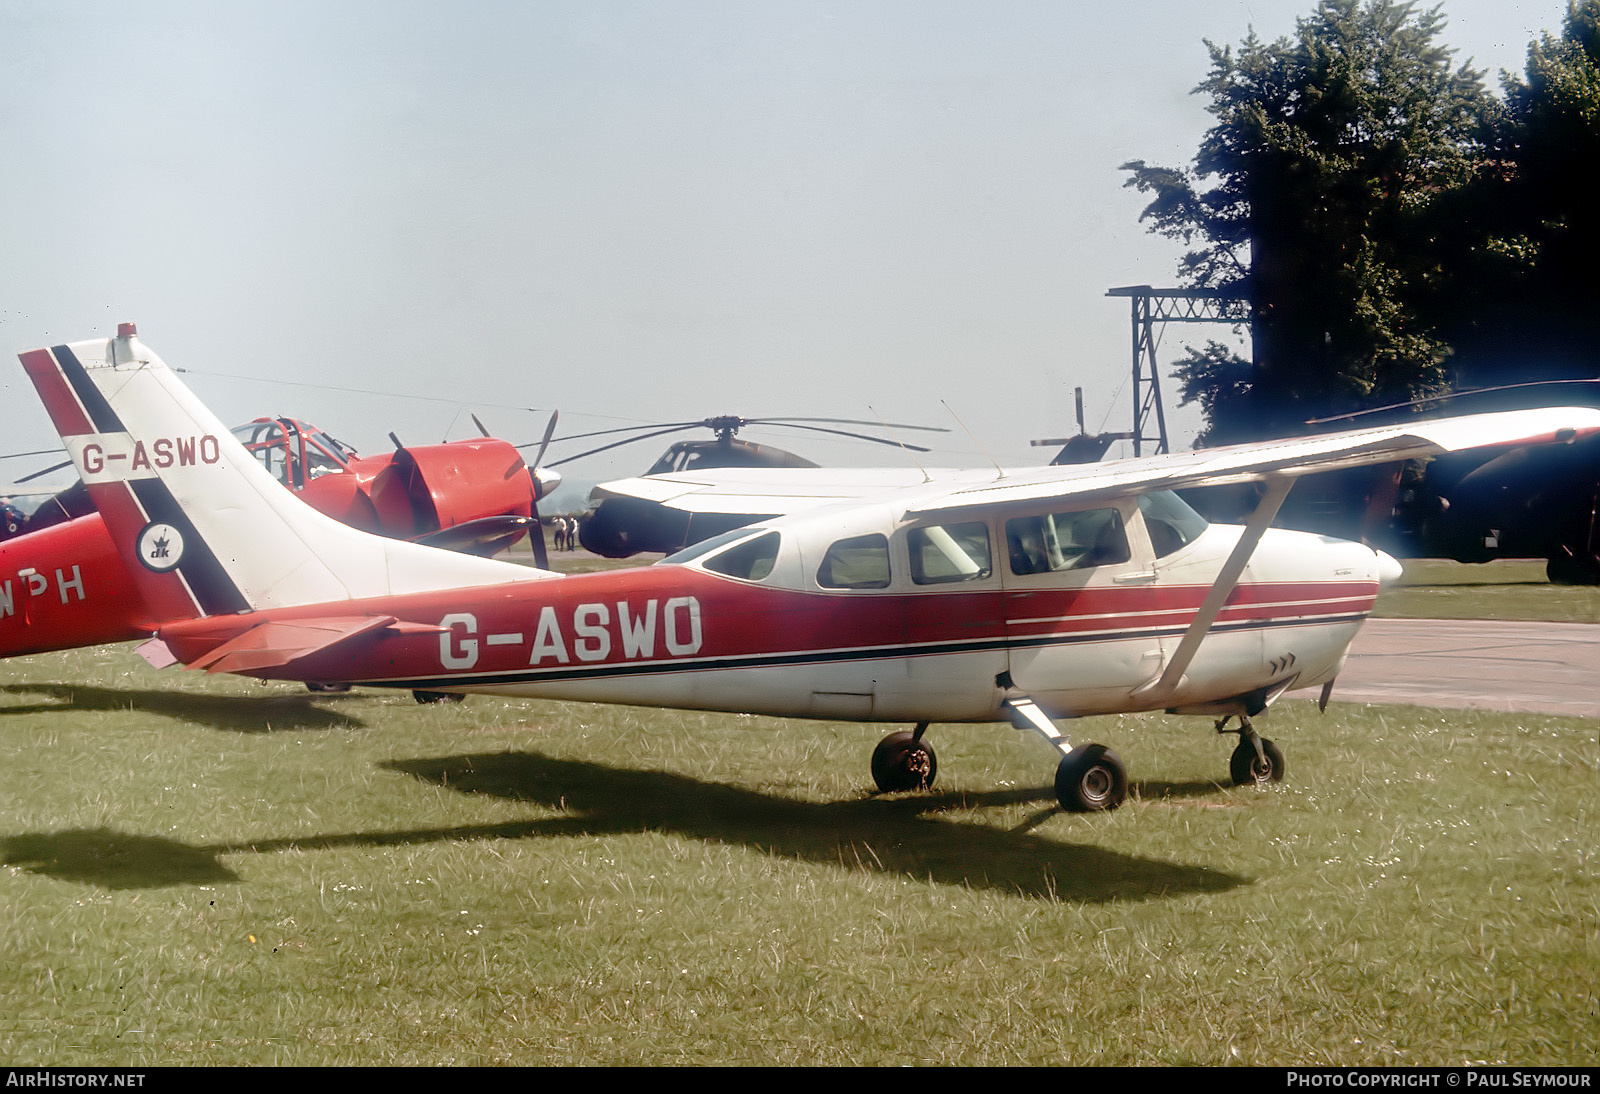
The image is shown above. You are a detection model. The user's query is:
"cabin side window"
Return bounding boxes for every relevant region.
[1006,508,1130,575]
[817,534,892,589]
[701,531,781,582]
[1137,490,1210,558]
[907,521,991,585]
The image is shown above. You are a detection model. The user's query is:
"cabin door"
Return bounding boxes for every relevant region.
[1000,502,1165,716]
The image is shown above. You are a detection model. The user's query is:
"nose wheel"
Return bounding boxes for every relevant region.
[1219,715,1285,785]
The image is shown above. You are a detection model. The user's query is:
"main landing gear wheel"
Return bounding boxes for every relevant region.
[1230,736,1285,786]
[1055,743,1128,813]
[871,729,938,792]
[413,690,466,704]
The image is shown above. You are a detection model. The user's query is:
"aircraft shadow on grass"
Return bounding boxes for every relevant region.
[0,682,367,734]
[375,750,1250,904]
[2,751,1247,902]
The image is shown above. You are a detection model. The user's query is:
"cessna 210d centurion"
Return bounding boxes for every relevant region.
[18,327,1600,812]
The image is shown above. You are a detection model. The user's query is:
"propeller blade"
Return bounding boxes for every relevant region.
[530,410,559,468]
[528,412,560,570]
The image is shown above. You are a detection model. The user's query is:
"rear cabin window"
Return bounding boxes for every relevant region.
[817,534,892,589]
[1006,508,1130,575]
[907,521,991,585]
[701,531,781,582]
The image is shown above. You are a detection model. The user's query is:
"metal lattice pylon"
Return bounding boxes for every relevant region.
[1106,285,1250,455]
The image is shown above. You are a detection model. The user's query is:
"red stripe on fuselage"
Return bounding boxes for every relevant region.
[1001,581,1377,639]
[157,565,1377,685]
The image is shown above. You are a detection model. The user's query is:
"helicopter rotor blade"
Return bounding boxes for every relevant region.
[743,416,949,434]
[549,424,708,467]
[17,459,74,483]
[737,421,936,452]
[540,420,708,446]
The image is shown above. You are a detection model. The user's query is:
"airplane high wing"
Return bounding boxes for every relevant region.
[593,411,1591,519]
[583,412,1594,556]
[17,326,1600,817]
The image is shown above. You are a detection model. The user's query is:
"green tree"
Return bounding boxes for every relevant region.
[1123,0,1495,443]
[1436,0,1600,384]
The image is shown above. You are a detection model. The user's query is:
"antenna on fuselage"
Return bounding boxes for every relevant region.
[868,405,931,483]
[941,400,1003,480]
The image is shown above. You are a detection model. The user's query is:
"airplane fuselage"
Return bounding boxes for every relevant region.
[160,516,1382,724]
[0,513,149,656]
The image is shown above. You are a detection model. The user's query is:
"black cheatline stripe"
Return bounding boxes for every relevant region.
[355,612,1372,691]
[52,344,125,433]
[128,479,251,616]
[50,345,249,616]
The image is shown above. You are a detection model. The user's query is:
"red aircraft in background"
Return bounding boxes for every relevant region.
[1,325,561,659]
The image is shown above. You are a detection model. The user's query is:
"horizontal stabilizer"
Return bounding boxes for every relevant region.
[183,615,442,674]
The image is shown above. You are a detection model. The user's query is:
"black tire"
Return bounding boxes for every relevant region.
[1055,743,1128,812]
[1230,737,1285,786]
[413,690,466,704]
[870,730,938,792]
[1547,554,1600,585]
[306,682,352,693]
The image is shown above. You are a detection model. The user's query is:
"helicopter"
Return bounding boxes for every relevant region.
[549,414,947,557]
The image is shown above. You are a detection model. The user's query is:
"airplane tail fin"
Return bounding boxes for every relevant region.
[17,324,552,627]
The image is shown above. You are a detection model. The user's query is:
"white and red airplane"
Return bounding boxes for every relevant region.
[18,327,1600,812]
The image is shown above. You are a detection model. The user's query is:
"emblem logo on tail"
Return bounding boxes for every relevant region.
[135,522,186,572]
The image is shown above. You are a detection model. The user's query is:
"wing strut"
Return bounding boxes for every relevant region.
[1135,475,1295,704]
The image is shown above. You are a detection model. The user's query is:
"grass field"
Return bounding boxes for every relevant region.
[2,633,1595,1065]
[1375,558,1600,623]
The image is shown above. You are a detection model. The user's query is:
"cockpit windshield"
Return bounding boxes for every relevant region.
[1137,490,1209,557]
[661,527,774,566]
[230,419,352,488]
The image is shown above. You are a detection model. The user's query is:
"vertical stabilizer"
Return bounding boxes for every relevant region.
[17,325,553,621]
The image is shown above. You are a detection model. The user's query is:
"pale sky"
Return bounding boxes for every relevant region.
[0,0,1577,498]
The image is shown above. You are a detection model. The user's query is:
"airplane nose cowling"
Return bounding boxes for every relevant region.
[1374,549,1404,587]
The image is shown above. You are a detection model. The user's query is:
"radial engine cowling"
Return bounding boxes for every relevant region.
[366,439,535,538]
